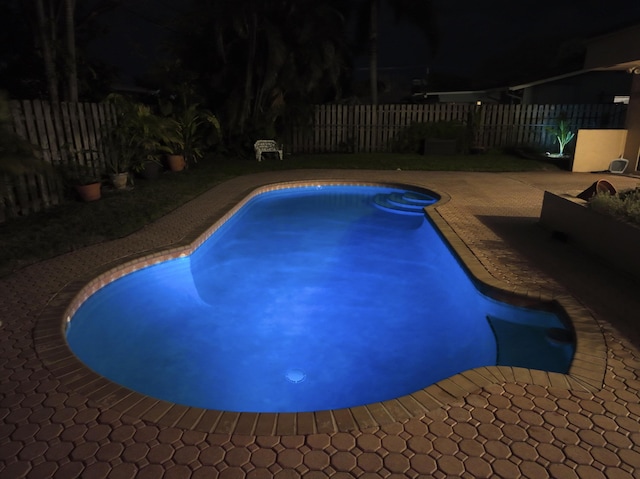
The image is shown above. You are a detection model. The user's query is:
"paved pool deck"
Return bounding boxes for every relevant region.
[2,169,640,478]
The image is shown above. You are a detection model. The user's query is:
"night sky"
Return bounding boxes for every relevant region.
[89,0,640,87]
[374,0,640,76]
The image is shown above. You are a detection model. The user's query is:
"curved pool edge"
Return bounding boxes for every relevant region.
[34,178,607,436]
[424,208,606,390]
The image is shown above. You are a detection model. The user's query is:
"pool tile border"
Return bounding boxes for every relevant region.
[34,179,607,436]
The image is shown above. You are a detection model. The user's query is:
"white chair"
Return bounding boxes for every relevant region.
[254,140,283,162]
[608,158,628,174]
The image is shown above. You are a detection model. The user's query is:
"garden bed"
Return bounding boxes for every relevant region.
[539,191,640,279]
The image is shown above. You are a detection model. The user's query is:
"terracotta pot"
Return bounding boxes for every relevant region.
[110,172,128,189]
[75,182,101,202]
[167,154,186,172]
[576,179,617,201]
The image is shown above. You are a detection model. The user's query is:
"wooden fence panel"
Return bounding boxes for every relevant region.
[315,106,323,153]
[8,101,48,215]
[345,105,356,152]
[287,103,626,153]
[364,105,373,151]
[3,100,116,221]
[356,105,365,152]
[410,104,418,124]
[380,105,391,151]
[29,101,53,210]
[5,102,30,218]
[4,100,629,221]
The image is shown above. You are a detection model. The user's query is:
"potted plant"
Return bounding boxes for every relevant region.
[159,86,221,170]
[103,94,167,183]
[61,161,102,202]
[156,115,186,172]
[104,152,129,190]
[101,130,129,189]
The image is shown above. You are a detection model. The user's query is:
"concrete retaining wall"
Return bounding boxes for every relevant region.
[539,191,640,279]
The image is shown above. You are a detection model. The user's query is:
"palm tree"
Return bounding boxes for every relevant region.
[354,0,438,104]
[29,0,119,102]
[251,1,349,135]
[64,0,78,102]
[33,0,60,103]
[173,0,350,143]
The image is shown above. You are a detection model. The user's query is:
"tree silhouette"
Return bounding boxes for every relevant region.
[352,0,438,104]
[7,0,120,101]
[170,0,351,145]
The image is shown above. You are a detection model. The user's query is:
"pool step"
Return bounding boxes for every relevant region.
[388,192,436,207]
[373,191,436,215]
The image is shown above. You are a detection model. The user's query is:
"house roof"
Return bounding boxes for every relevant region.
[505,23,640,92]
[416,90,503,103]
[508,69,595,92]
[419,24,640,100]
[584,23,640,72]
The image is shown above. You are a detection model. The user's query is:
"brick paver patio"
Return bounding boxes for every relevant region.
[2,169,640,478]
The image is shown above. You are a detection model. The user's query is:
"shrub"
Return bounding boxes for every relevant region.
[588,187,640,227]
[392,120,467,153]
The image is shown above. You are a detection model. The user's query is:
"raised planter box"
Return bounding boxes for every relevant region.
[539,191,640,279]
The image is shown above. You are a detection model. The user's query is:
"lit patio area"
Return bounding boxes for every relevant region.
[2,169,640,479]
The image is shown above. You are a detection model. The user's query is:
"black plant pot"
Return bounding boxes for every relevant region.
[138,161,162,180]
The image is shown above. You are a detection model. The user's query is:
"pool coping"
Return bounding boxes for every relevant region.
[33,179,607,436]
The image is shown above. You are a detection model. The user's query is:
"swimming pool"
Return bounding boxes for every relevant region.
[66,184,574,413]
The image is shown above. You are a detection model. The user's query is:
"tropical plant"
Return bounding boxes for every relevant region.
[0,92,44,176]
[158,86,221,165]
[0,91,50,209]
[59,161,101,186]
[170,0,350,145]
[20,0,122,102]
[589,188,640,227]
[173,104,220,165]
[545,116,575,157]
[103,94,168,174]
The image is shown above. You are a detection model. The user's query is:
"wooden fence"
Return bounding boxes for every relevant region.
[2,100,628,222]
[3,100,116,221]
[288,103,628,153]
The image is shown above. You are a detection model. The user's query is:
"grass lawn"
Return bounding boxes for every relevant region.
[0,152,562,277]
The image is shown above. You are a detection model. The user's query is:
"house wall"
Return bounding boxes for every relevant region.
[624,73,640,170]
[540,192,640,280]
[583,23,640,171]
[584,24,640,70]
[520,72,632,104]
[572,129,627,172]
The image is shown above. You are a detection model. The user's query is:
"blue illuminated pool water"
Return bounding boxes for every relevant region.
[67,185,574,413]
